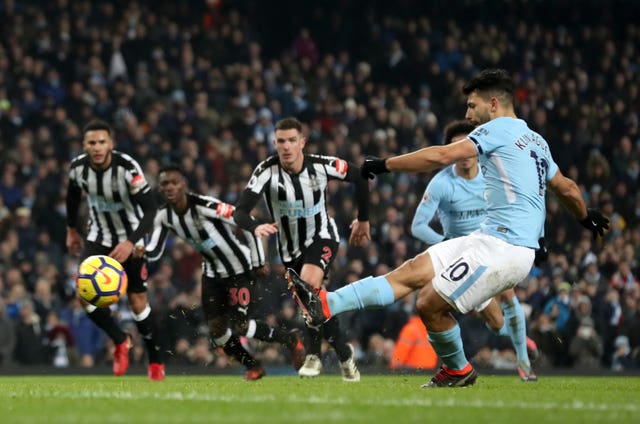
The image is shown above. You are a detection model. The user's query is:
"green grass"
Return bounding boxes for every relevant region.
[0,374,638,424]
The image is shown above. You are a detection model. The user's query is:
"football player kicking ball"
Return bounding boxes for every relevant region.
[140,164,306,381]
[410,119,541,381]
[287,69,608,388]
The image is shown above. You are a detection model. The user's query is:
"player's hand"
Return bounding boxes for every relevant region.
[361,156,389,179]
[348,219,371,247]
[109,240,134,263]
[253,264,270,277]
[254,223,278,238]
[132,245,146,259]
[66,228,83,257]
[579,209,609,240]
[534,237,548,266]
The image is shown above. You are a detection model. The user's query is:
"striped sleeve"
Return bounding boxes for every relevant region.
[145,209,171,262]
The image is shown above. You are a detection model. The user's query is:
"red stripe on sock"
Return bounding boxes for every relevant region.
[319,290,332,319]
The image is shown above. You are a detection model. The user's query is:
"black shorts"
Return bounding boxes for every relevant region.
[284,238,339,276]
[201,272,257,321]
[82,242,148,294]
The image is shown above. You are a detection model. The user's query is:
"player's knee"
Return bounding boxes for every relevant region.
[496,289,515,304]
[415,291,436,320]
[208,317,227,336]
[485,315,503,332]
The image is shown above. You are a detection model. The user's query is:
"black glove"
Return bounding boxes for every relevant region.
[361,156,389,179]
[579,209,609,240]
[534,237,548,266]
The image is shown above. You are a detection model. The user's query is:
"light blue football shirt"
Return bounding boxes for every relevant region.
[467,116,558,248]
[412,165,486,244]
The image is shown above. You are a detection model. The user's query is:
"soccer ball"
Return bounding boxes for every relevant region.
[76,255,128,307]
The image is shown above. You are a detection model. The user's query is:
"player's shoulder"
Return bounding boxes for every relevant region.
[190,192,222,208]
[157,202,170,214]
[432,165,455,183]
[426,166,455,193]
[254,155,279,175]
[69,153,89,168]
[112,150,143,169]
[307,154,349,175]
[306,154,336,165]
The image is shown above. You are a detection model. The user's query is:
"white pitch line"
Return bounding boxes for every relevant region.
[21,389,639,413]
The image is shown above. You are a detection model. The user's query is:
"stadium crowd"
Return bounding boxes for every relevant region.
[0,0,638,374]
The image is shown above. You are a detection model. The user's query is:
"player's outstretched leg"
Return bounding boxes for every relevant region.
[285,269,330,326]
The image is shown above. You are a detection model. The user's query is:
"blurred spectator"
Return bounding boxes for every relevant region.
[611,335,634,372]
[58,298,106,368]
[389,315,438,370]
[13,300,48,365]
[543,281,572,332]
[568,317,603,370]
[0,299,16,366]
[45,311,76,368]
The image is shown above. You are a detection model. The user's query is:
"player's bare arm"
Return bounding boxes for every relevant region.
[547,169,609,238]
[546,170,587,219]
[388,140,477,173]
[362,140,477,178]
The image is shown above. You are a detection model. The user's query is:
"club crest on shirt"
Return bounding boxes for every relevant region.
[308,174,322,191]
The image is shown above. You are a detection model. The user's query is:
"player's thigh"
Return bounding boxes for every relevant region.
[224,274,257,331]
[477,298,504,331]
[287,238,339,288]
[122,255,148,294]
[385,249,437,298]
[302,239,339,273]
[429,232,534,314]
[82,241,110,259]
[201,275,229,322]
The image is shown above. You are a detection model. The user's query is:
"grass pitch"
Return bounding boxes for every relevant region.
[0,374,638,424]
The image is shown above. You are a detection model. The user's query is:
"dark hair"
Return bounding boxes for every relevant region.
[82,119,114,136]
[443,120,476,145]
[275,117,303,132]
[158,163,185,176]
[462,69,515,106]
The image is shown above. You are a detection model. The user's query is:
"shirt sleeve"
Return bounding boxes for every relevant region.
[411,178,445,245]
[145,212,170,262]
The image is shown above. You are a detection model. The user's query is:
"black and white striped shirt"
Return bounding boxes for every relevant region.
[145,193,265,279]
[234,154,369,264]
[68,150,152,247]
